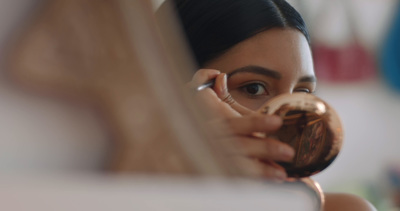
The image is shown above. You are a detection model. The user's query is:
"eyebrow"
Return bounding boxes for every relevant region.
[228,65,282,80]
[228,65,317,83]
[299,75,317,83]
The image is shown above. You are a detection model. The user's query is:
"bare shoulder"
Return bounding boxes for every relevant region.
[324,193,377,211]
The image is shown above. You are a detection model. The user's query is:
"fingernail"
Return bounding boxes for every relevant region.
[279,145,295,158]
[212,70,221,77]
[221,73,228,95]
[275,170,287,181]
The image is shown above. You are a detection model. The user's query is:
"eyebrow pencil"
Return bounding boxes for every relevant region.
[196,78,216,91]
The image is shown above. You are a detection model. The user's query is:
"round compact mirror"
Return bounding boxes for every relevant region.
[259,93,343,178]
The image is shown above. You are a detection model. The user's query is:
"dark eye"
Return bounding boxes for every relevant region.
[240,83,268,96]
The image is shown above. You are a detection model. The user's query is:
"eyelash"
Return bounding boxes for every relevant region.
[294,88,315,94]
[294,88,311,93]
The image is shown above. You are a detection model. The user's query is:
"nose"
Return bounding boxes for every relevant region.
[276,88,293,96]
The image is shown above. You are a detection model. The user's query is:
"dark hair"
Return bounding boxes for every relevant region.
[169,0,310,68]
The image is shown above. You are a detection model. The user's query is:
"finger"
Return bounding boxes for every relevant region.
[226,136,294,162]
[188,69,220,88]
[213,73,253,115]
[232,156,287,181]
[186,69,241,119]
[221,114,283,135]
[196,88,241,118]
[256,159,288,181]
[258,159,287,171]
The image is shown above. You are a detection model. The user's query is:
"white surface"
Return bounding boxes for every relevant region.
[0,175,318,211]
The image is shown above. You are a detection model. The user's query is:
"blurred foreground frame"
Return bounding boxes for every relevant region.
[5,0,239,175]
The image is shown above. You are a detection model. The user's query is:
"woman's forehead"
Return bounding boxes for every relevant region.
[206,28,315,80]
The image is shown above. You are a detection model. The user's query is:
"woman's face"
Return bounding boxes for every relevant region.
[204,28,316,111]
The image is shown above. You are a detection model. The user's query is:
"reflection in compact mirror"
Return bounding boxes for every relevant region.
[259,93,343,178]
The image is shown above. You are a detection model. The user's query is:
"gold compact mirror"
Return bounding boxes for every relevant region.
[259,93,343,178]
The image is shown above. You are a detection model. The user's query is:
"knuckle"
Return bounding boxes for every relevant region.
[229,138,248,155]
[197,69,208,77]
[195,69,212,79]
[230,136,245,147]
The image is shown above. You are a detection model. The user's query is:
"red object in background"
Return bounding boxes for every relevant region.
[312,42,376,82]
